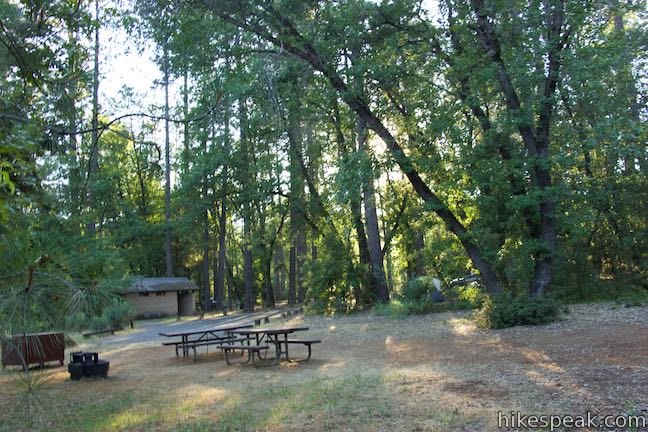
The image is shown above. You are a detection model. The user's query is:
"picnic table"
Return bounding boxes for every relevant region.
[159,323,253,359]
[229,326,320,366]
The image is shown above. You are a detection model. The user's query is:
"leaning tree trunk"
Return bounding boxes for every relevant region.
[210,4,504,295]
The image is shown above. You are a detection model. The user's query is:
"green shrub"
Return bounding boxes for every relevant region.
[401,276,439,303]
[101,298,136,328]
[614,287,648,307]
[89,314,111,331]
[64,312,91,331]
[372,300,409,318]
[473,293,566,329]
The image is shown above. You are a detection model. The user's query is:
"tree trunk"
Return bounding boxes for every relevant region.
[357,116,390,304]
[287,80,305,305]
[240,97,254,312]
[182,70,190,173]
[65,19,81,218]
[163,43,173,277]
[215,89,230,312]
[288,243,296,305]
[414,231,426,277]
[201,134,210,311]
[226,234,233,310]
[87,0,100,235]
[273,243,283,302]
[296,229,307,303]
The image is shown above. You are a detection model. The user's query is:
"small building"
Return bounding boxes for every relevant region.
[123,277,198,318]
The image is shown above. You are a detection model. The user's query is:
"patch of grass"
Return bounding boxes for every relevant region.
[0,372,396,432]
[372,297,476,318]
[372,300,410,318]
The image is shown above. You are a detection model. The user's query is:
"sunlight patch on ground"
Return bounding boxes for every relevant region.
[446,317,478,336]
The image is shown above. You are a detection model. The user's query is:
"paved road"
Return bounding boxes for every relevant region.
[99,311,276,346]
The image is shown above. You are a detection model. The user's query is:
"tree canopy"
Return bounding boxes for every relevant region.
[1,0,646,328]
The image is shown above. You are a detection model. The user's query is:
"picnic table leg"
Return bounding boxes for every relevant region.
[256,334,266,360]
[284,333,289,361]
[252,346,280,368]
[224,349,233,366]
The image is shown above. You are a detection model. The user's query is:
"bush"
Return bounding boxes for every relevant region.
[101,298,136,328]
[371,276,486,318]
[473,293,566,329]
[64,312,91,332]
[401,276,440,303]
[614,287,648,308]
[372,300,409,318]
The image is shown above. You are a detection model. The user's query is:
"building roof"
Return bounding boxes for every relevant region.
[126,277,199,293]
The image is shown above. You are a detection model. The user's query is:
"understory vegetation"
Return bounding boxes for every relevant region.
[1,0,647,336]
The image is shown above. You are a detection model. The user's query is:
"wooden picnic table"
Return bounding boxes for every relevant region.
[159,323,253,358]
[233,326,311,363]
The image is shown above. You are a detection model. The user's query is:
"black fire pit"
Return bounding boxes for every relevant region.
[68,351,109,380]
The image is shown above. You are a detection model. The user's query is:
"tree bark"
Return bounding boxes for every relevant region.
[64,18,81,218]
[273,244,281,303]
[414,231,426,277]
[163,43,173,277]
[201,134,210,311]
[182,70,190,173]
[288,243,296,305]
[357,115,389,304]
[215,94,230,312]
[287,76,306,305]
[296,229,307,303]
[87,0,100,235]
[240,96,254,312]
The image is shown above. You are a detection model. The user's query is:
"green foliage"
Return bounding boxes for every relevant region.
[305,228,360,314]
[372,300,409,318]
[473,294,567,329]
[1,0,647,323]
[373,276,483,318]
[0,224,129,335]
[100,298,136,328]
[614,287,648,308]
[401,276,438,303]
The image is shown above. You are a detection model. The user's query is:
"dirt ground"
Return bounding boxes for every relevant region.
[1,303,647,431]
